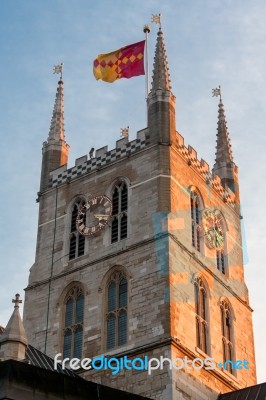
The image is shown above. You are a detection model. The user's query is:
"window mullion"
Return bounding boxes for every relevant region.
[118,187,121,214]
[118,189,121,241]
[118,215,122,241]
[75,234,78,259]
[73,295,77,325]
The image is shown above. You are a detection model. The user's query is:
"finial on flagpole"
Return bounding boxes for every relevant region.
[212,85,222,101]
[151,13,162,29]
[143,24,151,34]
[53,63,64,80]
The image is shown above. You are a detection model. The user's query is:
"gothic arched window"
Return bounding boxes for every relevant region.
[69,199,85,260]
[111,181,128,243]
[216,217,226,274]
[63,286,84,359]
[221,300,234,373]
[195,278,209,354]
[106,271,128,349]
[190,191,202,252]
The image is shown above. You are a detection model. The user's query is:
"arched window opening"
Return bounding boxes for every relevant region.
[190,191,201,252]
[221,301,234,374]
[195,278,209,354]
[106,272,128,349]
[217,250,225,274]
[63,287,84,359]
[69,200,85,260]
[111,182,128,243]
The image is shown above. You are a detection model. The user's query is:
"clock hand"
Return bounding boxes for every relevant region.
[94,214,109,220]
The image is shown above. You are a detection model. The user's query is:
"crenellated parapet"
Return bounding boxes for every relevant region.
[49,129,149,188]
[174,131,236,205]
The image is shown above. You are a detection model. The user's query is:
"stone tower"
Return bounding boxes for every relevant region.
[23,28,256,400]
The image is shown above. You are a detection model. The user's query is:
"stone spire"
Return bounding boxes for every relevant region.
[48,79,65,143]
[147,27,176,144]
[212,95,238,194]
[214,98,234,165]
[40,76,69,192]
[150,28,172,93]
[0,294,28,361]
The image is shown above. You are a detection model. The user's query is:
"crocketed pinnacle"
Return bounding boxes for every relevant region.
[214,99,234,165]
[0,294,28,346]
[48,79,65,142]
[150,28,172,93]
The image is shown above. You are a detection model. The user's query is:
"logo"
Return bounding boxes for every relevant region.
[54,354,249,376]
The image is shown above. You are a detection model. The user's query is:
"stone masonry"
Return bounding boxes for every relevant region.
[23,27,256,400]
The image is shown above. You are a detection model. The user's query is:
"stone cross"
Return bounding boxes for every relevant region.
[12,293,22,309]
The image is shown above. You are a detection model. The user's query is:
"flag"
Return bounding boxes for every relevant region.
[120,127,129,138]
[93,40,145,83]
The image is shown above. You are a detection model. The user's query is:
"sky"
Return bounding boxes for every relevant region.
[0,0,265,384]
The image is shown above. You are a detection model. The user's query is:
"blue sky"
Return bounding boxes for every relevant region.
[0,0,265,384]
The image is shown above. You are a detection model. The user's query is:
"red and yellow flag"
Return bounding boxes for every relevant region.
[93,40,145,83]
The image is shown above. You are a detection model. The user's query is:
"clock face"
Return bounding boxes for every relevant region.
[76,195,112,236]
[202,208,224,250]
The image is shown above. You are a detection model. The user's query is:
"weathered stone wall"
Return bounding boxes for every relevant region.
[23,127,256,400]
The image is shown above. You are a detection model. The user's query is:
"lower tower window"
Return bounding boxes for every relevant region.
[63,286,84,359]
[221,300,234,374]
[106,272,128,349]
[195,278,209,354]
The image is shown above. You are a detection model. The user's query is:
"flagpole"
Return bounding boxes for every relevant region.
[143,24,151,125]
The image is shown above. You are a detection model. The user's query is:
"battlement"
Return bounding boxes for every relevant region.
[49,128,149,188]
[48,128,235,205]
[174,131,235,205]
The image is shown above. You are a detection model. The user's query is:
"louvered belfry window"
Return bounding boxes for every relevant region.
[190,191,201,252]
[221,301,234,373]
[111,182,128,243]
[106,272,128,349]
[216,250,225,274]
[69,200,85,260]
[195,278,208,354]
[63,287,84,359]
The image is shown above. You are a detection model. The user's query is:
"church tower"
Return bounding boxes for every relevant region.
[23,27,256,400]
